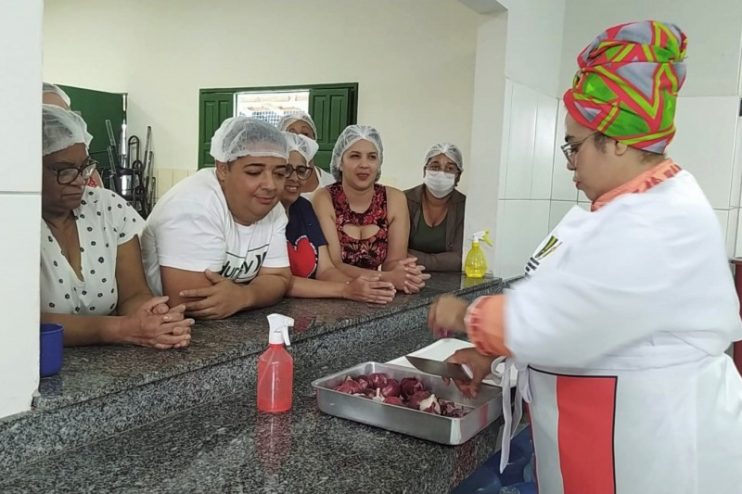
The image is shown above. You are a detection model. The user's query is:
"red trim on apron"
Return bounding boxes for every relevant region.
[556,374,618,494]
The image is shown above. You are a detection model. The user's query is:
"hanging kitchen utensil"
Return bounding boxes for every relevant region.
[105,119,117,154]
[142,126,152,178]
[106,145,120,192]
[128,135,140,164]
[118,120,128,170]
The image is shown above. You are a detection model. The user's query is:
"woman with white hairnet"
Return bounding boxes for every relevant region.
[43,82,104,188]
[279,132,397,304]
[277,111,335,197]
[141,117,292,319]
[313,124,429,294]
[405,143,466,272]
[40,105,193,349]
[42,82,71,109]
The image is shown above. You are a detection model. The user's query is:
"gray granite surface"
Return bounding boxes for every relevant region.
[0,274,504,487]
[33,273,501,411]
[1,347,503,494]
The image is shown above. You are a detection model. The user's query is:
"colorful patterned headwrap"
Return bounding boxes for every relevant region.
[563,20,687,154]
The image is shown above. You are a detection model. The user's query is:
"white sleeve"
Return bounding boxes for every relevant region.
[505,210,677,367]
[153,199,227,273]
[104,191,145,245]
[261,206,289,269]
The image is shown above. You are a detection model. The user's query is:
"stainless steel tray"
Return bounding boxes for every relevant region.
[311,361,502,445]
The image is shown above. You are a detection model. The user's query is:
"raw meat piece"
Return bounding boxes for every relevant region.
[418,394,441,415]
[400,377,424,398]
[381,378,401,397]
[367,373,389,389]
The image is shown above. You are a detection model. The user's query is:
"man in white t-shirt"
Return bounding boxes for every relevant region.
[141,117,292,319]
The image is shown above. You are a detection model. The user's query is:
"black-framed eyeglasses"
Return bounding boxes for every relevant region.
[560,132,599,166]
[279,163,313,180]
[46,160,98,185]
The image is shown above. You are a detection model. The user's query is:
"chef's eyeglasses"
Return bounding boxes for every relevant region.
[47,159,98,185]
[560,132,599,166]
[279,163,313,180]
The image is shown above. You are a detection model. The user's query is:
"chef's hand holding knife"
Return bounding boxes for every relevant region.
[427,294,498,398]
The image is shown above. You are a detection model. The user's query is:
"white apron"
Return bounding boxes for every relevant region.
[498,172,742,494]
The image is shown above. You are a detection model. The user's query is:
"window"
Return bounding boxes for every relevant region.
[198,83,357,171]
[235,90,309,127]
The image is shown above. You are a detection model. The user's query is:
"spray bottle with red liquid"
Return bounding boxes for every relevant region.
[257,314,294,413]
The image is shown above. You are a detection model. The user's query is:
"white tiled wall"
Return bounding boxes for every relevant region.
[492,92,742,276]
[730,119,742,209]
[551,104,578,202]
[0,0,42,419]
[725,208,739,258]
[492,80,563,278]
[494,199,551,277]
[548,199,576,231]
[500,82,558,200]
[672,96,740,210]
[0,195,41,399]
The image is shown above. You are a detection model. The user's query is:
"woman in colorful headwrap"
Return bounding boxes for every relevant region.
[429,21,742,493]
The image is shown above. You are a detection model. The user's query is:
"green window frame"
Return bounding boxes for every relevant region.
[59,85,126,179]
[197,83,358,170]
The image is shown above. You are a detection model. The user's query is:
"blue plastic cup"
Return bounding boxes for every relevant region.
[40,323,64,377]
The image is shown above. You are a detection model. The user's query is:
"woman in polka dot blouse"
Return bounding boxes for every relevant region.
[39,105,194,349]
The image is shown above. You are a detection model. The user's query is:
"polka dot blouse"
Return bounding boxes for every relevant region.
[40,188,144,316]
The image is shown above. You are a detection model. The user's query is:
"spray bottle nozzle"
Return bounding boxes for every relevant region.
[267,313,294,346]
[471,229,493,247]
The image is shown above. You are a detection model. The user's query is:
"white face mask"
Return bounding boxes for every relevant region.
[424,170,456,198]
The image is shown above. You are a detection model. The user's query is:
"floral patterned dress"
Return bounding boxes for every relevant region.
[328,183,389,269]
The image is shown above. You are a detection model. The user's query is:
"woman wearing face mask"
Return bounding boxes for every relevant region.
[404,143,465,272]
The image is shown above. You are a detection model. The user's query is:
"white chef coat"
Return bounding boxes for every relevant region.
[503,170,742,493]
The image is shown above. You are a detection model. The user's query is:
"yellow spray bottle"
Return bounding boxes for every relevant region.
[464,230,493,278]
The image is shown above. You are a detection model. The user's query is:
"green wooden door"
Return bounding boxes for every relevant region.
[59,85,126,178]
[309,87,355,172]
[198,92,234,168]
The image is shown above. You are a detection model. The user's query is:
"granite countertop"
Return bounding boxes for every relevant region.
[2,345,503,494]
[34,273,502,411]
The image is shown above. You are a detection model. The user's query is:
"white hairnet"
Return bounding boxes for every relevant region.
[284,132,319,164]
[42,82,71,108]
[210,116,289,163]
[424,143,463,171]
[330,125,384,182]
[277,111,318,139]
[42,104,93,157]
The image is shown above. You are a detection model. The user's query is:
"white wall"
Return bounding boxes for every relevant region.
[43,0,482,194]
[463,0,567,278]
[464,11,508,272]
[467,0,742,279]
[556,0,742,260]
[0,0,42,418]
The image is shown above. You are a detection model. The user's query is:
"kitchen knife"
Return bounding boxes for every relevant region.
[405,356,473,381]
